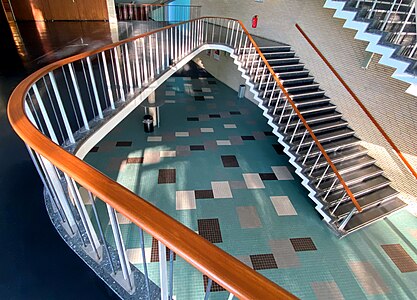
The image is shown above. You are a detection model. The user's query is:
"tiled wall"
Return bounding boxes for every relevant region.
[191,0,417,201]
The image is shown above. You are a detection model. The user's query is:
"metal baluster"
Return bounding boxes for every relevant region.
[68,63,90,130]
[113,47,126,102]
[302,141,315,165]
[61,66,81,129]
[101,52,116,109]
[338,208,357,231]
[155,32,160,75]
[86,56,104,118]
[48,72,75,144]
[142,38,149,84]
[138,227,150,299]
[309,152,322,176]
[80,59,97,119]
[268,81,277,107]
[258,65,267,87]
[278,97,288,124]
[159,241,169,300]
[290,119,301,144]
[263,74,271,98]
[254,56,263,82]
[249,53,258,76]
[273,89,282,115]
[123,44,134,94]
[87,191,116,274]
[323,177,338,201]
[331,192,346,215]
[225,20,230,45]
[168,249,174,300]
[41,77,65,143]
[317,164,330,188]
[296,130,308,154]
[133,41,142,89]
[96,53,109,110]
[32,84,58,142]
[284,109,294,133]
[230,21,236,46]
[149,35,155,79]
[204,278,213,300]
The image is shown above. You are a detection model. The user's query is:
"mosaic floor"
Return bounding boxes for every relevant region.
[85,64,417,299]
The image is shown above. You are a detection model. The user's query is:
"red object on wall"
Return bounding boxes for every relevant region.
[252,15,258,28]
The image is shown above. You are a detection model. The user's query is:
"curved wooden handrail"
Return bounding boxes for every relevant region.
[8,17,296,300]
[235,21,363,212]
[295,23,417,181]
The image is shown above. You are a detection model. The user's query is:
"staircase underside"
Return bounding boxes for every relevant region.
[324,0,417,96]
[227,42,406,236]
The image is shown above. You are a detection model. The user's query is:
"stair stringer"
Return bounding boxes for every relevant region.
[323,0,417,95]
[221,48,333,223]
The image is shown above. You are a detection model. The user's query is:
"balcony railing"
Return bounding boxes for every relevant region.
[8,16,364,299]
[116,3,201,22]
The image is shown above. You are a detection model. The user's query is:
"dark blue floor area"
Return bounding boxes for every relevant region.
[0,14,117,300]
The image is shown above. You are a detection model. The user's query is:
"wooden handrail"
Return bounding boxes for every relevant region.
[236,21,363,212]
[295,23,417,181]
[8,17,296,300]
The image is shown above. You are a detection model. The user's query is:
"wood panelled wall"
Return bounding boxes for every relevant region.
[10,0,108,21]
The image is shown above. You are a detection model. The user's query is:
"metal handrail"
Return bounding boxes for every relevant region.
[8,17,296,300]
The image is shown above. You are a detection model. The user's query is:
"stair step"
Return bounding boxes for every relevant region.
[303,144,367,169]
[272,64,305,72]
[310,155,376,179]
[276,103,337,120]
[286,83,320,93]
[324,175,392,206]
[295,128,356,148]
[266,57,301,66]
[259,46,292,53]
[289,119,349,140]
[285,111,343,130]
[298,136,362,159]
[261,51,296,59]
[318,164,383,191]
[343,197,406,233]
[278,70,310,79]
[290,90,326,100]
[334,186,399,219]
[268,97,332,115]
[281,76,315,87]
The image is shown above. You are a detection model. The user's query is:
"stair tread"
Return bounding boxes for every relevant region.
[302,128,355,144]
[344,197,406,233]
[286,83,320,91]
[292,119,349,138]
[304,144,367,167]
[324,175,391,204]
[311,155,375,178]
[319,164,383,190]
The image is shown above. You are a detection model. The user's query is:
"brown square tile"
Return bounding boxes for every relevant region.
[150,237,176,262]
[250,254,278,270]
[190,145,205,151]
[158,169,176,184]
[198,219,222,243]
[272,144,284,154]
[195,190,214,199]
[116,141,132,147]
[229,111,241,115]
[209,114,221,118]
[221,155,239,167]
[264,131,274,136]
[194,95,205,101]
[381,244,417,273]
[187,117,199,121]
[126,157,144,164]
[203,275,226,292]
[241,136,255,140]
[290,237,317,252]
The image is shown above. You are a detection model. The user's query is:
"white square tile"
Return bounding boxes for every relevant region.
[160,150,176,157]
[147,136,162,142]
[175,132,189,137]
[143,151,161,164]
[176,191,196,210]
[167,78,175,82]
[272,166,294,180]
[165,91,175,96]
[201,128,214,133]
[165,100,176,104]
[270,196,297,216]
[127,247,152,264]
[224,124,237,129]
[216,140,231,146]
[183,77,192,81]
[243,173,265,189]
[211,181,233,198]
[202,87,211,93]
[204,96,214,100]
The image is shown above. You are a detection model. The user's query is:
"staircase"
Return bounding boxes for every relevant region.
[324,0,417,95]
[230,44,406,236]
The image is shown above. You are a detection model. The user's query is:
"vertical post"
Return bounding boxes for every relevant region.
[86,57,104,119]
[32,84,59,143]
[159,241,169,300]
[113,47,126,102]
[48,72,75,144]
[68,63,91,130]
[123,44,134,95]
[100,51,116,110]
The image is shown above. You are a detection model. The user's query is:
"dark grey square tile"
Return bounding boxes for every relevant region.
[241,136,255,141]
[194,89,202,92]
[290,237,317,252]
[259,173,277,180]
[273,144,284,154]
[250,254,278,270]
[264,131,274,136]
[203,275,226,292]
[221,155,239,168]
[158,169,176,184]
[194,96,205,101]
[151,237,176,262]
[190,145,205,151]
[209,114,221,118]
[187,117,199,121]
[89,146,99,153]
[229,111,241,115]
[195,190,214,199]
[116,141,132,147]
[198,219,222,243]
